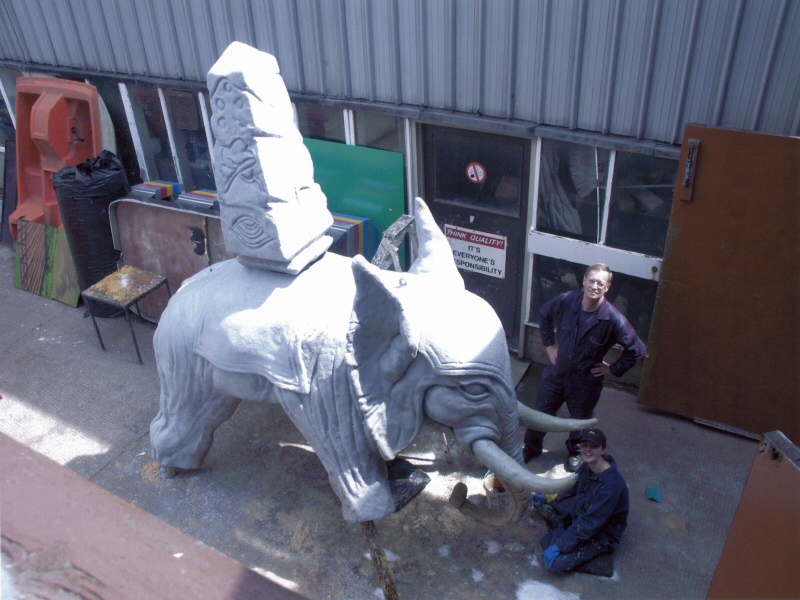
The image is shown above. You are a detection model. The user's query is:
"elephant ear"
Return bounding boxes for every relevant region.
[347,255,423,461]
[407,197,464,290]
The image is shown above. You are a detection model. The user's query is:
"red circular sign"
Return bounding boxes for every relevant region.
[466,162,487,184]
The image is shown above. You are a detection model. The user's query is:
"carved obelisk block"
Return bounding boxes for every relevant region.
[207,41,332,273]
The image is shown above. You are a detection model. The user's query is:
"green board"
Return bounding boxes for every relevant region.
[304,139,406,262]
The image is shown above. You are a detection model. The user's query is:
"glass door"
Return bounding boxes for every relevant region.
[424,125,530,349]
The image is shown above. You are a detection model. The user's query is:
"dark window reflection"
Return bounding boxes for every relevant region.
[354,112,403,152]
[295,104,345,143]
[606,153,678,257]
[87,78,143,186]
[430,130,524,218]
[127,84,178,183]
[537,139,609,242]
[165,90,215,191]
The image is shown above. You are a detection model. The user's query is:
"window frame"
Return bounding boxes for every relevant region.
[524,137,670,330]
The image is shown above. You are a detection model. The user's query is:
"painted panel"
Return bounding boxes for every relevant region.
[304,139,405,261]
[14,219,80,307]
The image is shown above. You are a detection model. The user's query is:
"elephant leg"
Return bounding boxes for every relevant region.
[150,351,241,470]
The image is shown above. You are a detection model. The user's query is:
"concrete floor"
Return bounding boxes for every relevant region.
[0,242,758,599]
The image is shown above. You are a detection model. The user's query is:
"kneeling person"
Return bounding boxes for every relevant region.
[535,429,629,573]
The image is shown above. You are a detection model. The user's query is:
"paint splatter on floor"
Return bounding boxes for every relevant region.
[517,580,580,599]
[486,540,502,554]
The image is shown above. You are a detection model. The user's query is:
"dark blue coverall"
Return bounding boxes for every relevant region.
[540,455,629,572]
[524,290,646,457]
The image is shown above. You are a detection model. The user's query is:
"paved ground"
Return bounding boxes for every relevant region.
[0,242,758,599]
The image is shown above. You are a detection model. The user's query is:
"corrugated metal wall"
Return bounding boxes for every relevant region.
[1,0,798,145]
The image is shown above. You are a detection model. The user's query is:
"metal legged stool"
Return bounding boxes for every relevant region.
[81,266,171,364]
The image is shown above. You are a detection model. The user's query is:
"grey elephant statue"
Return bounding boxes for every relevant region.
[150,198,595,524]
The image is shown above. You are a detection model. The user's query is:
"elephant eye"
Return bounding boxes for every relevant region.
[462,383,490,398]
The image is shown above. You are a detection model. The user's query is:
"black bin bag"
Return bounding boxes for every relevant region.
[54,150,131,317]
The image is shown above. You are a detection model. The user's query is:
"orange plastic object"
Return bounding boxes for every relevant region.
[9,77,105,239]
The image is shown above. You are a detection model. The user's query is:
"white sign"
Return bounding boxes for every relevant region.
[444,224,506,279]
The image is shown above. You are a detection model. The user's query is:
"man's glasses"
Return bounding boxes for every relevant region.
[585,279,608,289]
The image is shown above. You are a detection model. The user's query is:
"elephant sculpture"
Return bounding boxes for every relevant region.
[150,198,595,524]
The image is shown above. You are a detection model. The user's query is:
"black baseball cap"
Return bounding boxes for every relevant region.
[579,429,607,447]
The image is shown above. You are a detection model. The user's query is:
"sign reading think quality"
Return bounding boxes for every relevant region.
[444,224,507,279]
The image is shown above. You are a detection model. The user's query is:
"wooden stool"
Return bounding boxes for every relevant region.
[81,266,171,364]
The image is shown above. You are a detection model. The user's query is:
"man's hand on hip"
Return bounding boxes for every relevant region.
[591,361,611,377]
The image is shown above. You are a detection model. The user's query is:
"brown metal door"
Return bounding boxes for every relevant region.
[638,125,800,441]
[707,431,800,599]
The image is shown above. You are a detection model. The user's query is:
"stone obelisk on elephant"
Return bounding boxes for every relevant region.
[149,42,595,526]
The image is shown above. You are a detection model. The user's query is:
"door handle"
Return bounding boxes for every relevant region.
[680,138,700,202]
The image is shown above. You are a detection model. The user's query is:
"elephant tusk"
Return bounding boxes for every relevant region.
[472,438,578,495]
[517,401,598,433]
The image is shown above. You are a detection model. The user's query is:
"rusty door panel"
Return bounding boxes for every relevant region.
[707,431,800,599]
[638,125,800,441]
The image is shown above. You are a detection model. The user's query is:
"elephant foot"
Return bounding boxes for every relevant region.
[387,457,430,512]
[158,465,211,479]
[158,465,181,479]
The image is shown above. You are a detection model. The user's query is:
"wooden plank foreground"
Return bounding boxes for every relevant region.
[0,433,306,599]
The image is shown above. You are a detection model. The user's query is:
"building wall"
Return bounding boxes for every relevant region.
[1,0,799,144]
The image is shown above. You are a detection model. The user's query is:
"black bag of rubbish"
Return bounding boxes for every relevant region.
[54,150,130,317]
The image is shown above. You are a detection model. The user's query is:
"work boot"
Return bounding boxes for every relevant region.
[565,454,582,473]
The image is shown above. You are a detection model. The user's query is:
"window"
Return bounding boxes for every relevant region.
[165,90,215,191]
[126,84,178,183]
[605,153,677,256]
[295,104,346,143]
[354,112,403,152]
[86,78,143,187]
[529,140,678,343]
[537,139,609,242]
[430,129,523,218]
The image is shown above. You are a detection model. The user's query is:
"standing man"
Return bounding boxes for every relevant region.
[523,263,645,471]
